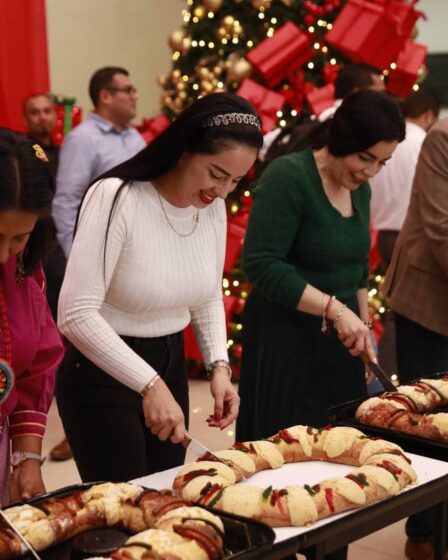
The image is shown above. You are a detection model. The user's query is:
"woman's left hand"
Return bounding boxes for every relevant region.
[208,368,240,430]
[9,460,46,503]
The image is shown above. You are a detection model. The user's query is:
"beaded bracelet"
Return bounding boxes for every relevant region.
[141,375,161,397]
[206,360,232,380]
[333,304,347,324]
[363,318,373,330]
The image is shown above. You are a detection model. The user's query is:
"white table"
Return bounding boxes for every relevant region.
[133,452,448,559]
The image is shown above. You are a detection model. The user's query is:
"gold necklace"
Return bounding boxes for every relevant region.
[157,192,200,237]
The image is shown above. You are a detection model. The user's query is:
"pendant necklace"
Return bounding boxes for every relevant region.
[157,192,200,238]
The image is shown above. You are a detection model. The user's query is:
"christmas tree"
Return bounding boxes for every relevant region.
[155,0,427,378]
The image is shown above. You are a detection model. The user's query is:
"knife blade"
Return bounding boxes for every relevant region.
[0,509,42,560]
[182,433,246,479]
[361,351,397,392]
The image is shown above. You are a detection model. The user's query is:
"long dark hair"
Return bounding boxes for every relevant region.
[308,90,406,155]
[77,92,263,268]
[0,128,54,274]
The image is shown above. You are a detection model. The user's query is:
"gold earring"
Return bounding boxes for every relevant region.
[16,253,25,285]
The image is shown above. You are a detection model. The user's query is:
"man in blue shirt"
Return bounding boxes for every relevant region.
[53,66,145,258]
[50,66,145,462]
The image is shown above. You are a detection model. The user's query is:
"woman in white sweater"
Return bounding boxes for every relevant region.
[56,93,263,481]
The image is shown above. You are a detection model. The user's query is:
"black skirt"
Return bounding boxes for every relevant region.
[237,290,367,441]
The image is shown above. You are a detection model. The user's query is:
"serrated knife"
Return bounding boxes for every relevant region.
[361,351,397,392]
[0,509,42,559]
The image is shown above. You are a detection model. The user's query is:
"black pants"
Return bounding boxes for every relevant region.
[56,332,189,483]
[395,313,448,541]
[43,239,66,322]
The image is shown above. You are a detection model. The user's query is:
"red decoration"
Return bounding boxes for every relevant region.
[52,102,82,146]
[247,22,314,88]
[224,222,246,274]
[325,0,424,70]
[237,78,285,133]
[322,62,341,85]
[306,83,335,116]
[136,114,170,145]
[387,39,427,97]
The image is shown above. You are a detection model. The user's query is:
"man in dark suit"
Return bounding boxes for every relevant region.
[384,117,448,560]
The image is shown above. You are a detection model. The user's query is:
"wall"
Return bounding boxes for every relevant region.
[417,0,447,53]
[46,0,184,122]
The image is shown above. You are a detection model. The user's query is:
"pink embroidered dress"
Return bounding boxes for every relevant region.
[0,256,64,503]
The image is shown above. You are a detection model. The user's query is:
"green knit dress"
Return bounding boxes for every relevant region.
[236,148,370,441]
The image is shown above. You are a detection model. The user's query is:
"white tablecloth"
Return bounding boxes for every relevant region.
[132,452,448,544]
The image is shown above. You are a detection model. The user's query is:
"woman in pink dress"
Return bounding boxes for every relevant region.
[0,129,64,504]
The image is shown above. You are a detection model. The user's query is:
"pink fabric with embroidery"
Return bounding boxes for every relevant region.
[0,256,64,504]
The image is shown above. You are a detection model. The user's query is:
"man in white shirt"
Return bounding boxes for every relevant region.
[371,88,440,268]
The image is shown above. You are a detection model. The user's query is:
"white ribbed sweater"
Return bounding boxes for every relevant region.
[58,178,229,393]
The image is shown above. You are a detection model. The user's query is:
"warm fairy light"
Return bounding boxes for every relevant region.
[199,40,205,47]
[391,374,398,381]
[227,339,234,346]
[308,62,315,69]
[413,84,420,91]
[208,11,214,18]
[258,12,265,19]
[222,38,228,44]
[217,81,224,88]
[192,40,198,47]
[279,119,287,127]
[224,289,231,296]
[182,75,188,81]
[379,306,386,314]
[267,28,274,36]
[192,16,199,23]
[308,26,315,33]
[291,109,298,117]
[208,42,215,48]
[192,83,199,90]
[375,275,382,282]
[172,52,180,61]
[231,203,239,213]
[314,42,320,49]
[383,69,389,76]
[322,46,328,53]
[271,17,277,23]
[244,190,251,197]
[232,37,239,44]
[223,278,230,288]
[247,40,254,47]
[330,58,337,65]
[241,290,248,298]
[327,23,333,30]
[390,62,397,69]
[369,289,377,297]
[187,0,193,4]
[233,280,240,287]
[236,324,243,331]
[276,110,283,117]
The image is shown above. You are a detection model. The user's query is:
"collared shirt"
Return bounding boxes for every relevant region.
[370,121,426,231]
[53,112,145,256]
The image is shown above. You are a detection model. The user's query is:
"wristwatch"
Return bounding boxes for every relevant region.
[11,451,45,468]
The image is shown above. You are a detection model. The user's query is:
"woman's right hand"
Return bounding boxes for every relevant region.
[142,379,186,444]
[329,304,376,363]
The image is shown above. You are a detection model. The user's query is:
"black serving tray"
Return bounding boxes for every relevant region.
[4,482,276,560]
[328,372,448,462]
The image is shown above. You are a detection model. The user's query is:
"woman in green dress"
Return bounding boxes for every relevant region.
[237,90,405,441]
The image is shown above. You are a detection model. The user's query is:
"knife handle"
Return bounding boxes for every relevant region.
[181,433,192,449]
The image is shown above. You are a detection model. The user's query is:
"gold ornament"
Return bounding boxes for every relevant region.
[172,69,181,80]
[203,0,223,11]
[216,26,227,40]
[181,36,191,54]
[168,29,186,51]
[222,15,235,31]
[227,58,252,83]
[251,0,272,8]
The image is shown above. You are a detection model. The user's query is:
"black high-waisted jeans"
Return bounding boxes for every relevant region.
[56,332,189,483]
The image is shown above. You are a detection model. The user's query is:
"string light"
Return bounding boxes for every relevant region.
[207,11,214,18]
[199,40,205,47]
[327,23,333,29]
[223,279,230,288]
[271,17,277,24]
[244,190,251,197]
[192,16,199,23]
[267,28,274,36]
[413,84,420,91]
[276,110,283,117]
[308,62,315,69]
[258,12,265,19]
[247,40,254,47]
[279,119,287,127]
[330,58,337,65]
[308,26,315,33]
[172,52,181,61]
[236,324,243,331]
[291,109,298,117]
[322,46,328,53]
[208,41,215,48]
[313,42,320,49]
[192,83,199,90]
[390,62,397,69]
[232,280,240,287]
